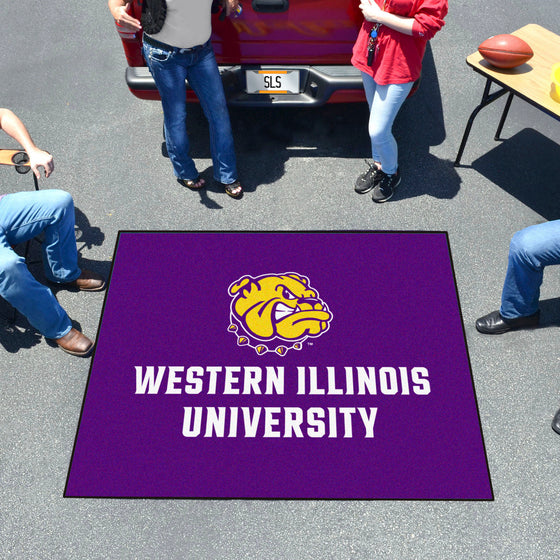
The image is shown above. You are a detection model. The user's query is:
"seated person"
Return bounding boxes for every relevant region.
[0,108,104,357]
[476,221,560,435]
[476,220,560,334]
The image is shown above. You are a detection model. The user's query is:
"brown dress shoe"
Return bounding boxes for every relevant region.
[67,269,105,291]
[55,328,94,357]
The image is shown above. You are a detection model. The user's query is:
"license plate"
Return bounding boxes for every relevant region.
[246,70,299,94]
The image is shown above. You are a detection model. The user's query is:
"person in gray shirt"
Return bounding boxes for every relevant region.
[109,0,243,198]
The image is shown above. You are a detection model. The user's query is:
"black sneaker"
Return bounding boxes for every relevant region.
[372,168,401,203]
[354,162,382,194]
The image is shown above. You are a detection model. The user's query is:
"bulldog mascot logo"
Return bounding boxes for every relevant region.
[227,272,333,355]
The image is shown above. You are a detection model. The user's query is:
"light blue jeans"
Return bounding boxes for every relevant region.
[0,190,80,338]
[143,39,237,184]
[361,73,413,175]
[500,220,560,319]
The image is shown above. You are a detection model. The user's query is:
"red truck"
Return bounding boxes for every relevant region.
[115,0,366,106]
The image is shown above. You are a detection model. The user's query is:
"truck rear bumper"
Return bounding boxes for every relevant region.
[125,64,365,106]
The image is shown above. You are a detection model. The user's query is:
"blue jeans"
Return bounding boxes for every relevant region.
[143,39,237,184]
[0,190,80,338]
[361,73,413,175]
[500,220,560,319]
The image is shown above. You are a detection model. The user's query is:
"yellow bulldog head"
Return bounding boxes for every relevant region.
[228,273,332,354]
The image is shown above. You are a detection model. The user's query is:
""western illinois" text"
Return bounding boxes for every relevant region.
[134,365,431,396]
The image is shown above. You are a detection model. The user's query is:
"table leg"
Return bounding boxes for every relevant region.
[495,92,514,141]
[454,79,509,166]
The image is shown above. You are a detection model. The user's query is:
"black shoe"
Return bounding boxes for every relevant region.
[552,409,560,435]
[372,168,401,203]
[355,162,382,194]
[475,309,540,334]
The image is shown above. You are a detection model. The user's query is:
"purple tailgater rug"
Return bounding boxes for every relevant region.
[65,231,493,500]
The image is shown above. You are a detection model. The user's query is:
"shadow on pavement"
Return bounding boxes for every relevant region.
[0,320,42,353]
[167,43,460,203]
[391,43,461,202]
[472,128,560,220]
[539,296,560,327]
[75,206,105,252]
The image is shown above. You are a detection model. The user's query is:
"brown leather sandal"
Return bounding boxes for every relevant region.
[178,176,205,190]
[222,180,243,199]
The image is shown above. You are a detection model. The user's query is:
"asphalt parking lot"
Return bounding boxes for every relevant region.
[1,1,560,558]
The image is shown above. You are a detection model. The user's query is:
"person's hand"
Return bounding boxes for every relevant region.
[224,0,239,17]
[359,0,384,23]
[110,4,141,32]
[27,148,54,179]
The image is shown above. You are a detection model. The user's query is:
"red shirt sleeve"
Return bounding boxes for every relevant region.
[411,0,448,40]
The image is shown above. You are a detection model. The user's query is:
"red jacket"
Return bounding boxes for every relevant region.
[351,0,448,85]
